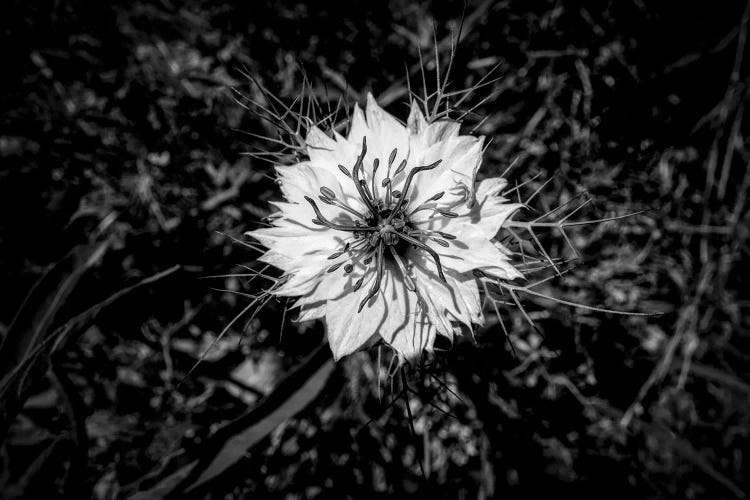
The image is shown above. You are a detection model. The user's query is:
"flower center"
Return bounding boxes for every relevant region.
[304,137,454,312]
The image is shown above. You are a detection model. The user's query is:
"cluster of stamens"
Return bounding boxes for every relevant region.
[304,137,458,312]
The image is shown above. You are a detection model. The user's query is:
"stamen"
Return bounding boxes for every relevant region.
[304,196,377,232]
[358,242,385,312]
[395,230,448,283]
[389,246,416,292]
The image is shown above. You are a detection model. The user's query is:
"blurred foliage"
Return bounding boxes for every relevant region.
[1,0,750,498]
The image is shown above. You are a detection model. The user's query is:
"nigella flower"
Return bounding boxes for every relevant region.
[247,94,523,360]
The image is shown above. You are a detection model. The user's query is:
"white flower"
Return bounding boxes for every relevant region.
[247,93,523,361]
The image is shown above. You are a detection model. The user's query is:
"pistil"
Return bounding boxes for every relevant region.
[305,136,453,312]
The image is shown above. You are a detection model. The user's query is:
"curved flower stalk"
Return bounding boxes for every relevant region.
[247,93,527,360]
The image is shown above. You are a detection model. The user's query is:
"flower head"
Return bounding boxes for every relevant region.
[247,93,523,360]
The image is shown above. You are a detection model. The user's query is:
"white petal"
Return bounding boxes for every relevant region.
[375,265,433,358]
[305,126,362,193]
[364,93,410,161]
[247,220,361,299]
[290,262,364,322]
[386,308,436,359]
[418,230,522,281]
[410,253,483,336]
[405,135,484,210]
[248,225,348,264]
[324,259,436,360]
[410,175,524,280]
[324,269,383,360]
[276,162,366,215]
[345,94,411,201]
[407,100,460,145]
[406,100,428,135]
[347,103,368,147]
[296,302,326,322]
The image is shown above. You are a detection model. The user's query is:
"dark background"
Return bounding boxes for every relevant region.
[1,0,749,498]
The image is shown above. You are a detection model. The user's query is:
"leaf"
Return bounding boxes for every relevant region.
[0,264,181,436]
[0,241,108,376]
[127,342,335,499]
[0,241,108,438]
[2,435,68,499]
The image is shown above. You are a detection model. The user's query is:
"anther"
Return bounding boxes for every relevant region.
[327,262,343,273]
[353,277,364,291]
[437,231,456,240]
[394,159,407,175]
[388,148,397,167]
[320,186,336,199]
[344,263,354,274]
[381,177,391,187]
[431,238,450,247]
[437,209,459,218]
[328,251,344,260]
[429,191,445,201]
[338,164,351,177]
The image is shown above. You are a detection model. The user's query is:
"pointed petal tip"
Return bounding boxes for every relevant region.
[407,99,427,134]
[304,124,332,147]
